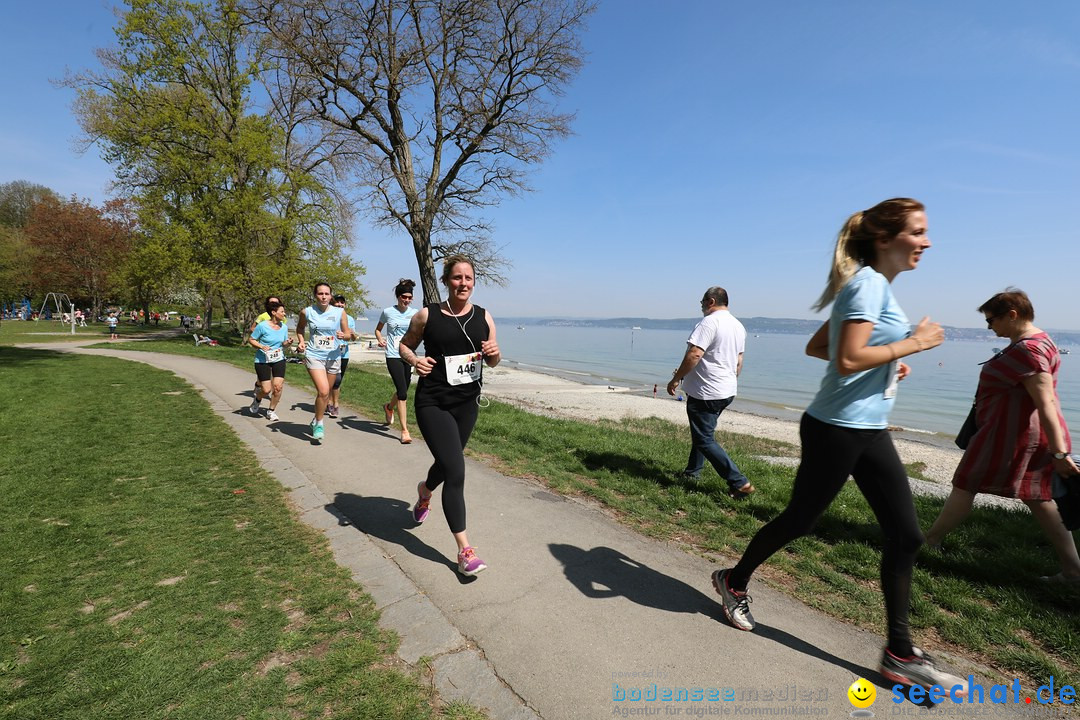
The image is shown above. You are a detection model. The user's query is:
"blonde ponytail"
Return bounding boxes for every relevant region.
[812,212,864,311]
[812,198,924,311]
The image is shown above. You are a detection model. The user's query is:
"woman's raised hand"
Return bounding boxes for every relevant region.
[912,317,944,351]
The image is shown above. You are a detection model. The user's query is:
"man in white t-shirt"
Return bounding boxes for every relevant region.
[666,286,754,499]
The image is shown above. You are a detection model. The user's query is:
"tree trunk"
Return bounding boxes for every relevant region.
[228,301,254,343]
[204,297,213,332]
[411,225,441,306]
[141,301,151,324]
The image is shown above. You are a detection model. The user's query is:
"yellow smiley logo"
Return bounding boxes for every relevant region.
[847,678,876,709]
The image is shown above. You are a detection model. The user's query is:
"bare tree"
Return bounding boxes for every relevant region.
[245,0,593,303]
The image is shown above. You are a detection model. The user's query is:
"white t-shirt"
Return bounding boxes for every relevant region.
[681,309,746,401]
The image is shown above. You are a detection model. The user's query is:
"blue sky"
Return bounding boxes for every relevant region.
[3,1,1079,330]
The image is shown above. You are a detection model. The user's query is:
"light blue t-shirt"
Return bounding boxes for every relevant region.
[379,305,418,359]
[805,266,911,429]
[303,305,344,360]
[252,320,289,364]
[339,314,356,359]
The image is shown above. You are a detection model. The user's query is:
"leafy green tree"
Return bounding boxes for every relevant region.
[69,0,366,333]
[119,213,193,322]
[0,226,37,308]
[0,181,58,308]
[26,196,133,319]
[0,181,59,229]
[246,0,594,304]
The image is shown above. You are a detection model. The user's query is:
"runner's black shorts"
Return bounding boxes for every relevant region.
[255,360,287,381]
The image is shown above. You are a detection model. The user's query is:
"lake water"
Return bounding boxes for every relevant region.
[492,325,1080,438]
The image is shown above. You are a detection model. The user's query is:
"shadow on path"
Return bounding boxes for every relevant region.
[336,415,398,439]
[549,544,723,619]
[330,492,471,582]
[550,544,899,690]
[752,624,890,690]
[267,419,316,443]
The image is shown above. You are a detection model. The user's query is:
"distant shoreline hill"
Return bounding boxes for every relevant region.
[502,317,1080,346]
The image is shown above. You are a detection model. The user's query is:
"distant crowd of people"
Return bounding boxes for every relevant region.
[3,304,207,329]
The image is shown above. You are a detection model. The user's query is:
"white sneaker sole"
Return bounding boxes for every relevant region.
[458,563,487,577]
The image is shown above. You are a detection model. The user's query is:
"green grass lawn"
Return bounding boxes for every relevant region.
[0,346,484,720]
[91,334,1080,688]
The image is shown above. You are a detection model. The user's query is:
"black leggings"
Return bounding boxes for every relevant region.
[386,357,413,401]
[415,399,479,534]
[730,413,923,656]
[332,358,349,389]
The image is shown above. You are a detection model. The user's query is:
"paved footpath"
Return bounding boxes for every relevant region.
[51,344,1002,719]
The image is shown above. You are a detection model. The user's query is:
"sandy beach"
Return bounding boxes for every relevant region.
[352,342,1021,510]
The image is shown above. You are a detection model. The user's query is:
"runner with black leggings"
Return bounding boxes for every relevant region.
[712,198,965,695]
[399,255,500,577]
[376,279,418,443]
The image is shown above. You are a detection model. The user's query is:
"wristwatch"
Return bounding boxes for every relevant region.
[1052,452,1068,460]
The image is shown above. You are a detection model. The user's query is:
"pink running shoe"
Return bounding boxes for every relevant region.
[412,483,430,524]
[457,546,487,576]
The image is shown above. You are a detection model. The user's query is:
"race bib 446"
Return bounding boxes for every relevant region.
[445,352,482,386]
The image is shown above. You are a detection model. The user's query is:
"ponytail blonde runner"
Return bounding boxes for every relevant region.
[812,198,925,312]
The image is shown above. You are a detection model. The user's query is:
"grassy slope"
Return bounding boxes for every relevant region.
[0,346,482,720]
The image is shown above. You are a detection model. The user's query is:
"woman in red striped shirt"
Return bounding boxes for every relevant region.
[926,288,1080,583]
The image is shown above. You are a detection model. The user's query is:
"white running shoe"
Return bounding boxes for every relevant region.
[712,569,755,631]
[266,410,280,422]
[880,647,967,697]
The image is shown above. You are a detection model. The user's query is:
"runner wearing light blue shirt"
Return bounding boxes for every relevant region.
[246,300,292,421]
[713,199,961,694]
[342,314,356,359]
[328,295,360,418]
[295,283,351,442]
[248,295,283,399]
[805,265,911,429]
[301,303,345,367]
[379,305,416,359]
[376,279,420,443]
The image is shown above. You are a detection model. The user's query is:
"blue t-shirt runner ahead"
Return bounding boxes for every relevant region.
[379,305,419,359]
[339,314,356,359]
[805,265,911,429]
[303,304,345,361]
[252,320,289,364]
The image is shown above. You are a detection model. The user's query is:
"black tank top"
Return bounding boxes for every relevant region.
[416,303,489,408]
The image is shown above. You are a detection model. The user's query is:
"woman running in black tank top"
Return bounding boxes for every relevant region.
[399,255,501,577]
